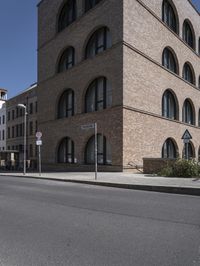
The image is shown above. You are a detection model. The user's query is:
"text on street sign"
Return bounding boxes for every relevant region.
[81,124,95,130]
[36,140,42,146]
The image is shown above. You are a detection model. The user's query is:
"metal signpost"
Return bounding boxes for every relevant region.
[182,129,192,160]
[81,123,97,180]
[36,132,42,176]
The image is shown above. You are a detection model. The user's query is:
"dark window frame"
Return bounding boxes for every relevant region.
[162,0,178,34]
[29,121,33,136]
[85,77,112,113]
[183,20,195,50]
[57,137,75,164]
[85,134,112,165]
[85,0,102,12]
[85,27,111,59]
[183,142,195,159]
[162,47,178,74]
[162,90,178,120]
[57,47,75,73]
[8,111,10,121]
[58,89,75,119]
[182,99,195,125]
[57,0,76,32]
[29,103,33,114]
[182,62,195,85]
[162,138,177,159]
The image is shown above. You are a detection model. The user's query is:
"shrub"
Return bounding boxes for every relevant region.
[158,159,200,177]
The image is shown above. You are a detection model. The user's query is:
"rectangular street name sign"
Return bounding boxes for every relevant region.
[81,123,95,130]
[36,140,42,146]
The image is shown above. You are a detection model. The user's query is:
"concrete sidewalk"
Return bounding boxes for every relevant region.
[0,171,200,196]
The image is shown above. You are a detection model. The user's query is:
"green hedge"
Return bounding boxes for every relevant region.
[158,159,200,177]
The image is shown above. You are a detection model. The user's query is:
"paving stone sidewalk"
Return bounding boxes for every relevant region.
[0,171,200,196]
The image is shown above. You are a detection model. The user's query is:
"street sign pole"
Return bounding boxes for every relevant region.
[182,130,192,160]
[94,123,98,180]
[38,145,42,176]
[186,142,188,160]
[81,123,97,180]
[36,132,42,176]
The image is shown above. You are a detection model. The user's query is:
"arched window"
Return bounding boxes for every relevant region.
[198,109,200,127]
[57,137,75,163]
[199,38,200,55]
[162,90,178,120]
[162,138,177,158]
[85,134,112,165]
[85,0,102,12]
[182,20,195,50]
[58,0,76,32]
[162,47,178,74]
[162,0,178,34]
[85,77,112,112]
[58,89,74,118]
[183,141,195,159]
[85,27,111,59]
[182,63,195,85]
[198,76,200,89]
[182,99,195,125]
[57,47,75,73]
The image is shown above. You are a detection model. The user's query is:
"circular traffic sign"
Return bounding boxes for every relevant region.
[36,131,42,139]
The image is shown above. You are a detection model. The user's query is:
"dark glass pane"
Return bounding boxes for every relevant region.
[58,138,74,163]
[58,90,74,118]
[162,0,177,33]
[85,0,102,12]
[183,100,194,125]
[86,78,111,113]
[183,63,194,84]
[184,143,194,159]
[58,0,76,32]
[162,48,177,74]
[162,139,177,158]
[85,27,111,59]
[162,90,177,119]
[183,21,194,49]
[85,134,112,165]
[58,47,75,73]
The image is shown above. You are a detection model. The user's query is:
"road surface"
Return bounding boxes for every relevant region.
[0,175,199,266]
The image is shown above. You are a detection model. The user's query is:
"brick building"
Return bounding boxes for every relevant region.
[0,89,7,151]
[6,84,38,169]
[37,0,200,171]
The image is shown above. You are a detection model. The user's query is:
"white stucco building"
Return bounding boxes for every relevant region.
[0,89,7,151]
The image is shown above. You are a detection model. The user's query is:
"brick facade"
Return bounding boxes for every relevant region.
[6,84,38,169]
[37,0,200,171]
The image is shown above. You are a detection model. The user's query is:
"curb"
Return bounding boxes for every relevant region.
[0,174,200,196]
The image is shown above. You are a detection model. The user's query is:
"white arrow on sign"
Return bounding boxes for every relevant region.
[36,140,42,146]
[181,129,192,140]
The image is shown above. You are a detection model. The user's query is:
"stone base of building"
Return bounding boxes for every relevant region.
[41,163,123,172]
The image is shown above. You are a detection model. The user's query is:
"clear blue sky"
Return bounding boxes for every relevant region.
[0,0,38,99]
[0,0,199,99]
[192,0,200,11]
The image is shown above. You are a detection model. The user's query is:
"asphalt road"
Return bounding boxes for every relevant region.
[0,176,199,266]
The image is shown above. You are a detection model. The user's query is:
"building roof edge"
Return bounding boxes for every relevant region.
[8,83,37,101]
[187,0,200,16]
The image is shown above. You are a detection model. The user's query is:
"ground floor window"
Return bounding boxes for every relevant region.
[162,138,177,158]
[57,137,74,163]
[183,142,195,160]
[85,134,112,165]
